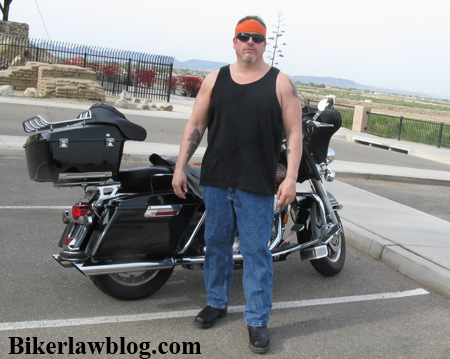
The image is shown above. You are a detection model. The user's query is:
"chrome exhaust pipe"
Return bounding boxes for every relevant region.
[73,259,176,276]
[52,238,328,276]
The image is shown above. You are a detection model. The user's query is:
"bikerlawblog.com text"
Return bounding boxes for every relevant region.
[8,336,201,357]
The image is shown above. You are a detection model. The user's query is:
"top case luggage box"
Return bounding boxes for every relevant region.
[24,123,125,183]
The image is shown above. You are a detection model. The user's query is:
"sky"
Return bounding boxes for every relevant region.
[8,0,450,99]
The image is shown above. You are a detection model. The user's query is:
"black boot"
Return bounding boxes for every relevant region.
[193,305,227,329]
[248,325,270,354]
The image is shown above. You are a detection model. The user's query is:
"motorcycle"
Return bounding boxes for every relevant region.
[22,97,345,300]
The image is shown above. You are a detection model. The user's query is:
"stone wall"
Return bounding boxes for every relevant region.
[0,21,29,38]
[0,62,105,101]
[0,61,40,89]
[38,64,105,101]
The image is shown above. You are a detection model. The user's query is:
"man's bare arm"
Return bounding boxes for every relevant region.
[276,74,303,208]
[172,71,218,199]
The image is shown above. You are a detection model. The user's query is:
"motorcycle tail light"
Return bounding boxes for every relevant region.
[72,204,92,220]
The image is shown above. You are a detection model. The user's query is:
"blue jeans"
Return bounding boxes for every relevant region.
[203,186,274,327]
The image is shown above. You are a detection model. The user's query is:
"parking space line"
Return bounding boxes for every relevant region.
[0,288,429,331]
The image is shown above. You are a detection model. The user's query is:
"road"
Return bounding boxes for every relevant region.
[1,102,450,358]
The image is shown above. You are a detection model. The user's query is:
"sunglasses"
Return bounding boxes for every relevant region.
[236,32,266,44]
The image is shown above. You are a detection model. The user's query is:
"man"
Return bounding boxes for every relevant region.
[172,15,303,354]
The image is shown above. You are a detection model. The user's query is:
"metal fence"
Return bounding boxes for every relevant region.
[368,113,450,149]
[0,34,174,101]
[306,98,449,148]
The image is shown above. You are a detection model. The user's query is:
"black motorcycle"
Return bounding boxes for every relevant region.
[22,97,345,300]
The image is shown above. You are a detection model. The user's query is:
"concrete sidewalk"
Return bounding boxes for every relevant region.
[1,96,450,300]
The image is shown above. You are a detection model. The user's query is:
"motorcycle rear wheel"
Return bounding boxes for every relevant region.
[309,212,346,276]
[90,268,174,300]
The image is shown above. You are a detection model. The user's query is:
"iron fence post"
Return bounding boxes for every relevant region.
[83,52,87,67]
[437,122,444,148]
[126,58,132,92]
[167,63,173,103]
[398,116,403,141]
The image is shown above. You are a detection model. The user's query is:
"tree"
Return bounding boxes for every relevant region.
[0,0,13,21]
[266,11,286,67]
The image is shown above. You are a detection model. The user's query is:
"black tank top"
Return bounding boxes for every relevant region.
[200,65,283,195]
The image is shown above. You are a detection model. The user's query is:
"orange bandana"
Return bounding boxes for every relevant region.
[235,20,266,37]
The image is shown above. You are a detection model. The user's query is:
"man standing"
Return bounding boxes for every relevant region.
[172,15,303,354]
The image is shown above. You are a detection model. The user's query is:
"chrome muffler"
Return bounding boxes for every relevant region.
[52,234,327,276]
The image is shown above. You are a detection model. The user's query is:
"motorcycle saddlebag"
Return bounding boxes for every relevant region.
[24,124,125,183]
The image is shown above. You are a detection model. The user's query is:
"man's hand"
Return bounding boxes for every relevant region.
[276,177,297,208]
[172,168,188,199]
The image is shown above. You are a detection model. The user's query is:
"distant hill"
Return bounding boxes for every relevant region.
[174,59,431,98]
[291,75,430,98]
[173,59,229,72]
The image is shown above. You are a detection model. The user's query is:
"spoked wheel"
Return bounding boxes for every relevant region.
[90,268,174,300]
[310,212,346,276]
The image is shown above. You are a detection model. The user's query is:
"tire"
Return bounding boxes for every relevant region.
[90,268,174,300]
[310,212,346,276]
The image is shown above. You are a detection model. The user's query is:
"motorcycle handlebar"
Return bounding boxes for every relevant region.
[303,119,334,129]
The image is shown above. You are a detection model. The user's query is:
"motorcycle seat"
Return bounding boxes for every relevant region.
[118,165,173,192]
[86,103,147,141]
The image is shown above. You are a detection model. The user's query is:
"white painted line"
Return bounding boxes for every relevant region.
[0,288,429,331]
[0,206,70,209]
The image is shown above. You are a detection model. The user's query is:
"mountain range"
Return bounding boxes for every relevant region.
[173,59,431,98]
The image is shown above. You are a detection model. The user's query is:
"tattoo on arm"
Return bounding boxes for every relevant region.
[289,80,299,99]
[186,128,201,160]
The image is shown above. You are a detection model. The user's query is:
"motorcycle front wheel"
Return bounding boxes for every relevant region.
[90,268,174,300]
[310,212,346,276]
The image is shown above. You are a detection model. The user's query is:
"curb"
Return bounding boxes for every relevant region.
[343,219,450,300]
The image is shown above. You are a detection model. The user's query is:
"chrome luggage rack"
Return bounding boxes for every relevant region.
[22,110,92,133]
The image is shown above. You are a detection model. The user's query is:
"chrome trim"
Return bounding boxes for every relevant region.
[105,138,115,147]
[59,138,69,148]
[312,179,338,224]
[268,212,284,250]
[73,258,175,276]
[58,172,113,180]
[58,235,322,276]
[144,205,181,218]
[22,111,92,133]
[311,192,327,226]
[62,225,88,251]
[300,245,328,261]
[52,254,75,268]
[178,211,206,254]
[322,223,343,245]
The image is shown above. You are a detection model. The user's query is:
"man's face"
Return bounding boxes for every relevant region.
[233,32,266,63]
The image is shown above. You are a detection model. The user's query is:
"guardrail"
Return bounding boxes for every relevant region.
[368,113,450,149]
[307,99,449,148]
[0,34,174,101]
